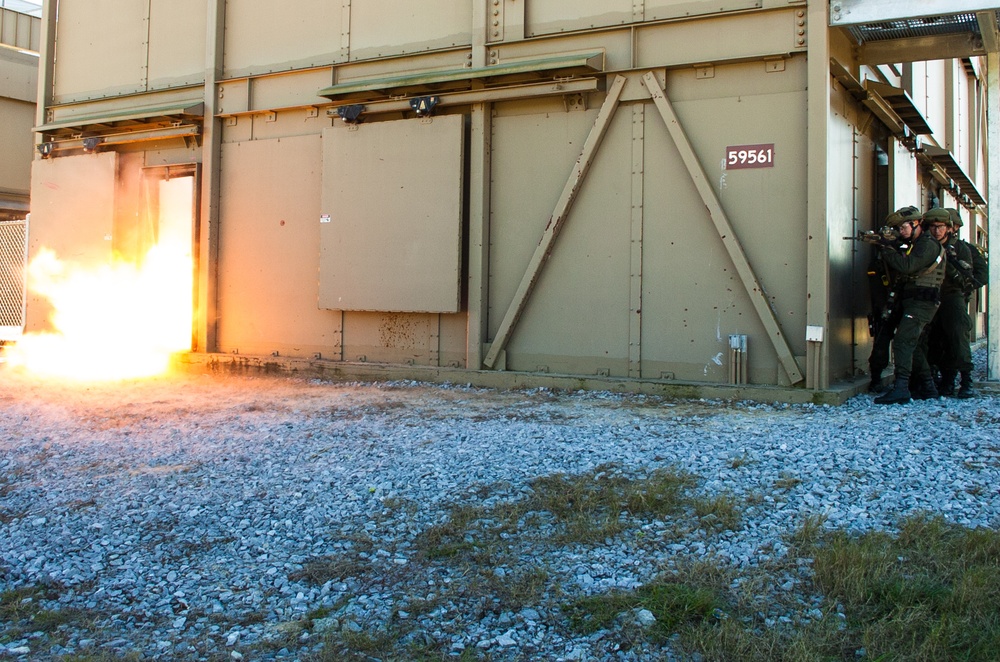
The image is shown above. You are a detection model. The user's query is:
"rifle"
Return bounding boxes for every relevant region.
[843,226,900,244]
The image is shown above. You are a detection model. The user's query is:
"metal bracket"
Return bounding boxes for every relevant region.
[336,104,366,124]
[37,142,54,158]
[409,96,440,117]
[82,136,103,153]
[564,93,588,112]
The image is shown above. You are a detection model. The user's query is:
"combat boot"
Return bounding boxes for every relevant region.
[874,376,911,405]
[868,376,888,393]
[956,371,977,399]
[938,370,957,397]
[911,375,939,400]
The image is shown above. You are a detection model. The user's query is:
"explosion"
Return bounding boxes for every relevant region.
[7,241,193,381]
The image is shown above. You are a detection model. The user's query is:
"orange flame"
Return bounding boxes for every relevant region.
[7,242,193,381]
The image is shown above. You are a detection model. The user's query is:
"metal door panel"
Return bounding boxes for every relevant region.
[319,115,464,314]
[148,0,207,90]
[224,0,346,79]
[349,0,472,61]
[52,0,147,102]
[25,152,117,332]
[217,135,342,358]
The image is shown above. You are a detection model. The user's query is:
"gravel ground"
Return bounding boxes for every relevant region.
[1,355,998,661]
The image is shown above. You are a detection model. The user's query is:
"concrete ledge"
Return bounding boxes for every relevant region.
[173,352,872,406]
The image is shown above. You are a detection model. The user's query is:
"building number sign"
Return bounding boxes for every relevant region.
[725,144,775,169]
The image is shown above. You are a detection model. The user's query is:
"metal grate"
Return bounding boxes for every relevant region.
[847,11,995,44]
[0,219,27,339]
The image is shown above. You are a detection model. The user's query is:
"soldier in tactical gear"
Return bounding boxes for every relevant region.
[928,208,988,398]
[870,207,947,405]
[912,209,960,399]
[865,207,917,393]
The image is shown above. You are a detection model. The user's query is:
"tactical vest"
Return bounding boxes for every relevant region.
[910,241,946,290]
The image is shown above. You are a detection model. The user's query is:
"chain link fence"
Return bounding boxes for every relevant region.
[0,218,27,341]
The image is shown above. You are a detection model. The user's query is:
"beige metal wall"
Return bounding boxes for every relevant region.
[52,0,206,103]
[0,7,39,51]
[0,43,37,218]
[29,1,992,389]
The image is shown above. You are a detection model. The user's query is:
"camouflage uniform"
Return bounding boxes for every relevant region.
[935,208,989,397]
[866,239,907,392]
[864,207,922,393]
[927,234,975,388]
[873,220,946,405]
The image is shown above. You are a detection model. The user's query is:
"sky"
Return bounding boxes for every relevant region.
[1,0,42,17]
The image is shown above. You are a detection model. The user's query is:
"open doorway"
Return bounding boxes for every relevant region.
[139,165,199,351]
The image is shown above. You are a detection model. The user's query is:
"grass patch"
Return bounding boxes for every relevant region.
[806,513,1000,661]
[567,580,721,639]
[773,473,802,490]
[289,537,375,585]
[566,514,1000,661]
[413,464,739,562]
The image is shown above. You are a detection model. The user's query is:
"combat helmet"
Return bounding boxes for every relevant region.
[922,207,952,228]
[945,207,963,228]
[884,205,922,228]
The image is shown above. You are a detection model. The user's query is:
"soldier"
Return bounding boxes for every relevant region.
[936,208,988,398]
[871,208,947,405]
[865,207,919,393]
[914,208,962,399]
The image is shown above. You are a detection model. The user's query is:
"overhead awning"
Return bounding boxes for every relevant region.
[831,2,1000,64]
[864,81,934,135]
[0,188,29,216]
[34,101,204,138]
[921,145,988,208]
[318,51,605,104]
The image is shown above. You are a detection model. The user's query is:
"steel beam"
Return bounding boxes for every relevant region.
[33,0,56,150]
[979,10,1000,53]
[197,0,225,354]
[628,103,645,378]
[856,33,986,66]
[641,71,804,386]
[989,50,1000,380]
[483,74,627,370]
[805,0,830,390]
[467,103,492,369]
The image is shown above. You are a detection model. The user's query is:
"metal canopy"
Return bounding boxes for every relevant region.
[318,51,604,104]
[830,0,1000,63]
[864,80,933,135]
[34,101,205,138]
[831,1,1000,27]
[921,145,988,207]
